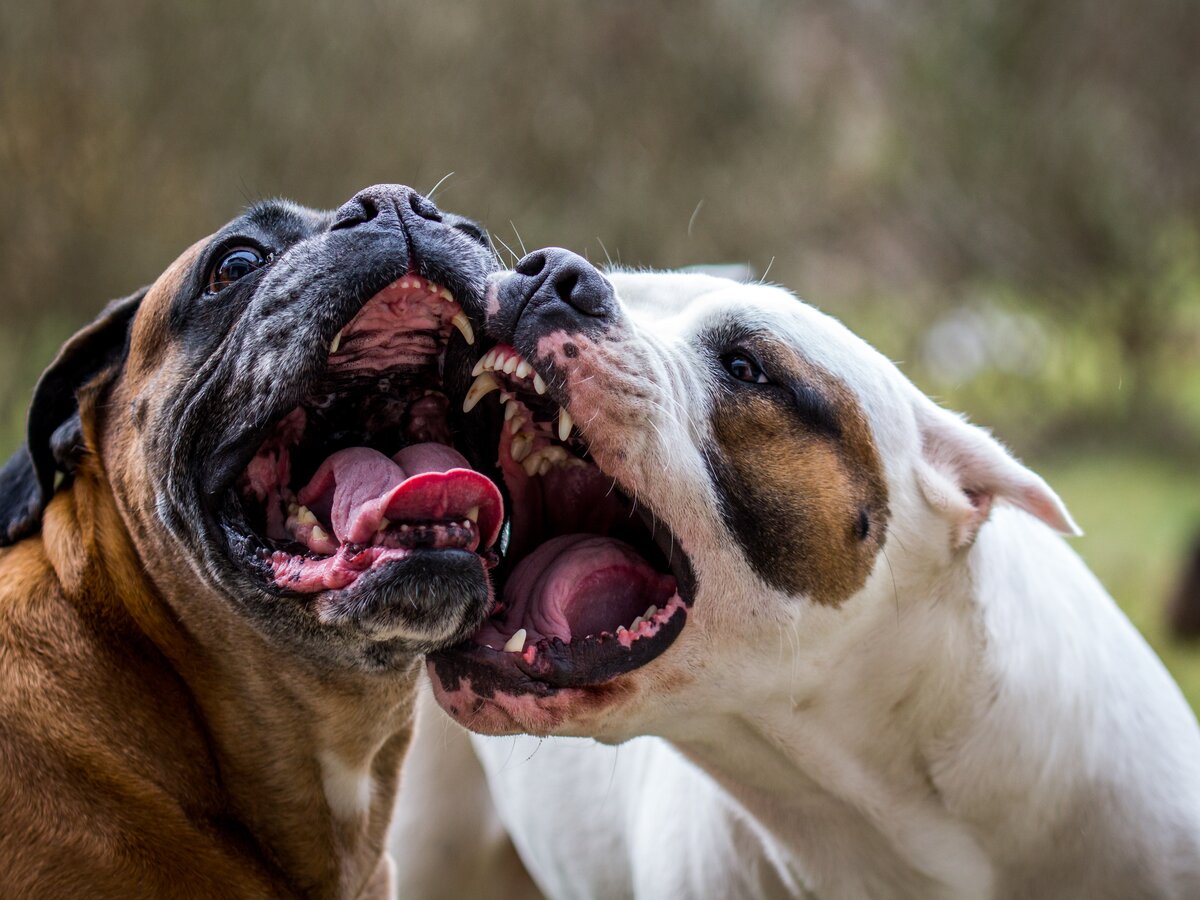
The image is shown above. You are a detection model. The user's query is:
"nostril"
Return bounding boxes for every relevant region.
[408,191,443,222]
[515,252,547,277]
[554,271,580,304]
[330,196,378,232]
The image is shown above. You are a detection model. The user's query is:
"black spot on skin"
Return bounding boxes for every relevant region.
[563,342,578,358]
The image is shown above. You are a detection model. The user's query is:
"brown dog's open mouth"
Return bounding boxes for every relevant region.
[232,274,502,593]
[431,343,694,691]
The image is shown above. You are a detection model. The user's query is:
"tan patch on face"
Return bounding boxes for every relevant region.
[124,237,208,389]
[707,349,889,605]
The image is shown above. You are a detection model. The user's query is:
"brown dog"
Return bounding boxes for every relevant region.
[0,184,505,897]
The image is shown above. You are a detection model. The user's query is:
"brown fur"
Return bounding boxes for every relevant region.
[709,349,889,605]
[0,252,418,898]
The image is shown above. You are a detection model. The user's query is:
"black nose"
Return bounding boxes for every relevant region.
[511,248,615,320]
[330,184,445,233]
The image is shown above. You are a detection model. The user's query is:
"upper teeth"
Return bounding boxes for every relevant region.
[557,408,574,442]
[463,372,501,412]
[328,330,343,355]
[450,312,475,345]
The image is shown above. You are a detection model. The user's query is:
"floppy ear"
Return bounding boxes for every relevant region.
[915,402,1080,549]
[0,289,146,546]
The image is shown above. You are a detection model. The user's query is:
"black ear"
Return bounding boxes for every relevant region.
[0,289,146,546]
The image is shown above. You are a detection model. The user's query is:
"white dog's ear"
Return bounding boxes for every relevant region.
[915,403,1081,548]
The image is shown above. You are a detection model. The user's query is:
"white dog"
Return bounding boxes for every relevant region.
[394,252,1200,898]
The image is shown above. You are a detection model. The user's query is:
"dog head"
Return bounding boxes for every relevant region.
[427,250,1079,738]
[0,184,507,671]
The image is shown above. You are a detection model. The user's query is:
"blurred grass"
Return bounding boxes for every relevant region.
[1036,452,1200,711]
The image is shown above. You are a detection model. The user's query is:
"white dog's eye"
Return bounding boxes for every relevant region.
[722,352,769,385]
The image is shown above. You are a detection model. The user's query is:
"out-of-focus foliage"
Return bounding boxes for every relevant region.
[2,0,1198,451]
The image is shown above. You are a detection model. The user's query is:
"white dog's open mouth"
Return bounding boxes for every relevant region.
[430,343,694,691]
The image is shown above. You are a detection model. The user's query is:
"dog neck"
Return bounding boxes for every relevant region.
[659,523,1002,896]
[43,459,413,898]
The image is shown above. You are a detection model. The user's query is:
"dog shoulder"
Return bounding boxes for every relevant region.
[0,541,288,897]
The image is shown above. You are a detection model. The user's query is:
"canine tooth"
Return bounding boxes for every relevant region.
[645,605,658,619]
[295,506,319,527]
[471,357,487,377]
[466,506,479,523]
[378,518,390,533]
[503,629,527,653]
[450,312,475,345]
[463,372,501,412]
[438,286,455,303]
[328,330,343,355]
[311,525,330,543]
[557,408,574,442]
[533,373,548,395]
[515,359,533,379]
[503,355,519,375]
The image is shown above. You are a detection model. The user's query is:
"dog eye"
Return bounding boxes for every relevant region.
[207,247,266,294]
[721,352,769,385]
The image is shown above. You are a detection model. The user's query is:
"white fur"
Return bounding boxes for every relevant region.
[319,750,373,821]
[396,272,1200,898]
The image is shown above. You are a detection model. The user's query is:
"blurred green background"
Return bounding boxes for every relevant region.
[2,1,1197,704]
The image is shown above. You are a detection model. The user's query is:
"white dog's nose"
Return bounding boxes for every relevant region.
[512,248,615,319]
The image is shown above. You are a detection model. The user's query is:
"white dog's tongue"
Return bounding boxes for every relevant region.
[501,534,674,641]
[298,444,503,546]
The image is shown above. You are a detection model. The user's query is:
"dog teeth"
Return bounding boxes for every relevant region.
[328,330,343,355]
[311,525,330,543]
[502,355,519,375]
[515,359,532,379]
[521,445,569,476]
[630,616,644,631]
[533,373,548,395]
[466,506,479,523]
[503,629,527,653]
[504,400,518,421]
[463,372,501,412]
[645,605,658,619]
[557,408,574,442]
[450,312,475,345]
[377,518,390,533]
[295,505,319,527]
[510,434,532,463]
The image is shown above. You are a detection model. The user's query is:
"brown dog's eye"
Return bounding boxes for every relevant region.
[207,247,266,294]
[722,352,769,385]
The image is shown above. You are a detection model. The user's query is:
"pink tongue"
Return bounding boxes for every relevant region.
[297,444,503,547]
[502,534,676,641]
